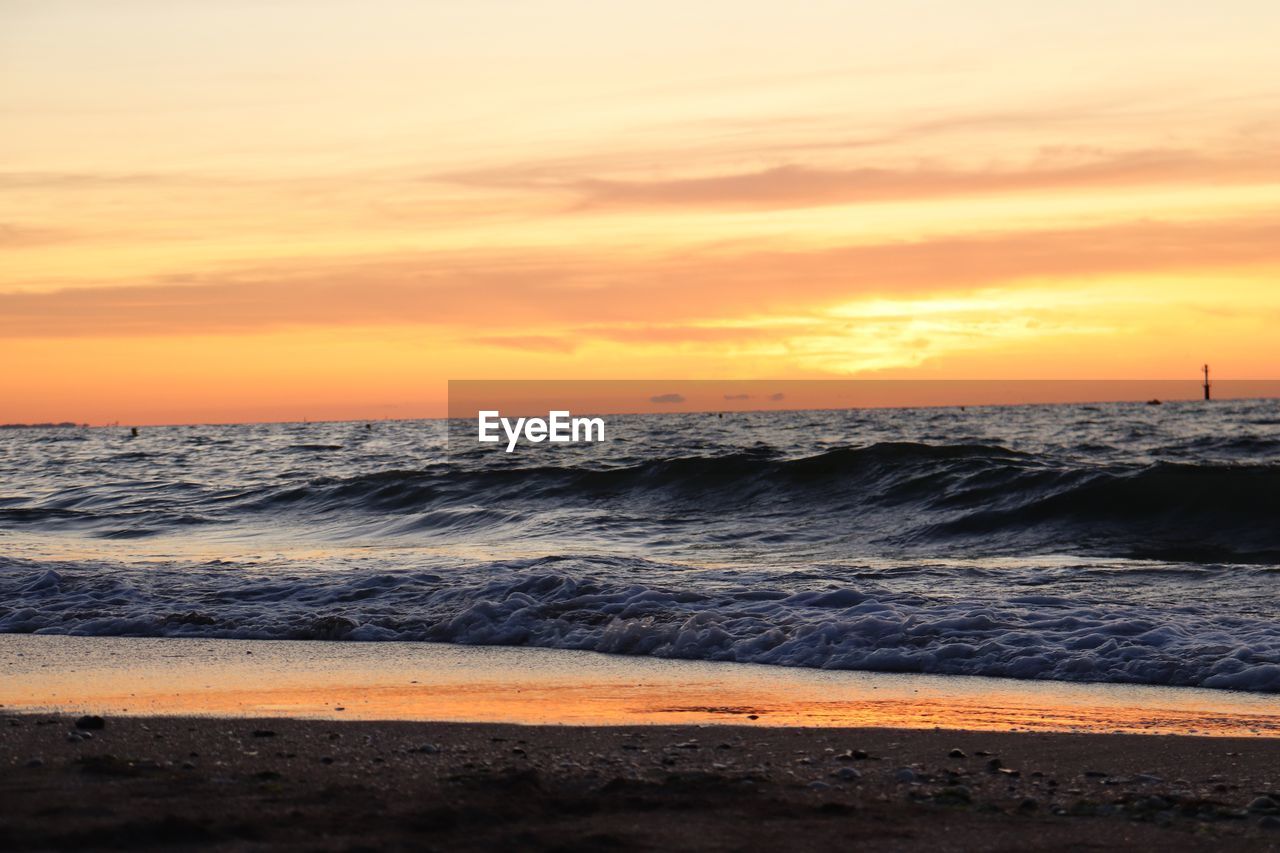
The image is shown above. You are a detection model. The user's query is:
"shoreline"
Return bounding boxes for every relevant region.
[4,714,1280,850]
[3,634,1279,736]
[5,634,1280,849]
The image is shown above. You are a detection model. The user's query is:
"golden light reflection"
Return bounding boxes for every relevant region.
[4,2,1280,423]
[3,635,1276,737]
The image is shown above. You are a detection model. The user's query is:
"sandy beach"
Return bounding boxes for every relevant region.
[4,714,1280,851]
[2,635,1280,850]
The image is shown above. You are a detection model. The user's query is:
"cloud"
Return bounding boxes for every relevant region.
[576,324,791,345]
[446,149,1280,212]
[649,393,685,403]
[0,172,192,190]
[468,335,578,354]
[723,393,752,400]
[2,214,1278,338]
[0,223,75,248]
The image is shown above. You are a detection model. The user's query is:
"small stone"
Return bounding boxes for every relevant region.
[852,749,869,760]
[948,748,966,758]
[986,758,1003,771]
[320,757,334,765]
[936,785,971,804]
[25,758,44,768]
[831,767,862,782]
[1248,796,1278,814]
[746,715,759,720]
[1133,773,1162,784]
[181,761,195,770]
[1067,800,1099,817]
[1259,815,1280,830]
[252,729,276,738]
[808,780,831,791]
[1018,798,1039,812]
[894,768,917,784]
[674,741,699,749]
[74,715,105,731]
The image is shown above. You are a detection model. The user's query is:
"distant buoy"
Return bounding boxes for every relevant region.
[130,427,139,436]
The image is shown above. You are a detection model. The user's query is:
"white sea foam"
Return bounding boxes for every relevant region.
[2,555,1277,692]
[3,403,1279,693]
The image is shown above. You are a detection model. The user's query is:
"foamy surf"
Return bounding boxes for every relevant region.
[2,553,1277,692]
[1,398,1277,692]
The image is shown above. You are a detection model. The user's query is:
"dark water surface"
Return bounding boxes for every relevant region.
[2,400,1278,692]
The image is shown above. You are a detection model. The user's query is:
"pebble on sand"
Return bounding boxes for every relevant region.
[1248,796,1278,814]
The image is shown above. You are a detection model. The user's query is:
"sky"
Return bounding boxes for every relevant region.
[3,0,1280,424]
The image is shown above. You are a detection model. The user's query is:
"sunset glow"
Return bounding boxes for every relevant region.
[4,0,1280,423]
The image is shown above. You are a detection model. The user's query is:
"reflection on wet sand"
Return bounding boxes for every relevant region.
[3,634,1277,737]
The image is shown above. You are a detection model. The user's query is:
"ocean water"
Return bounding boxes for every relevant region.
[2,399,1279,692]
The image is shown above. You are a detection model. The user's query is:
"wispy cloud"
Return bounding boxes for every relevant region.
[0,172,190,190]
[0,222,76,247]
[468,335,578,354]
[2,214,1277,338]
[447,149,1280,212]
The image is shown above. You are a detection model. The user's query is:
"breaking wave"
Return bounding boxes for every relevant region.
[3,399,1279,692]
[2,555,1277,692]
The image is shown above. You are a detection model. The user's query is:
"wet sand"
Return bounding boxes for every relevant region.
[3,714,1280,851]
[4,635,1279,736]
[4,635,1280,850]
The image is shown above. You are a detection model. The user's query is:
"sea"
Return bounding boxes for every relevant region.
[2,398,1278,693]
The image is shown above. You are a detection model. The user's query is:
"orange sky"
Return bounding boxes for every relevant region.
[3,1,1280,424]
